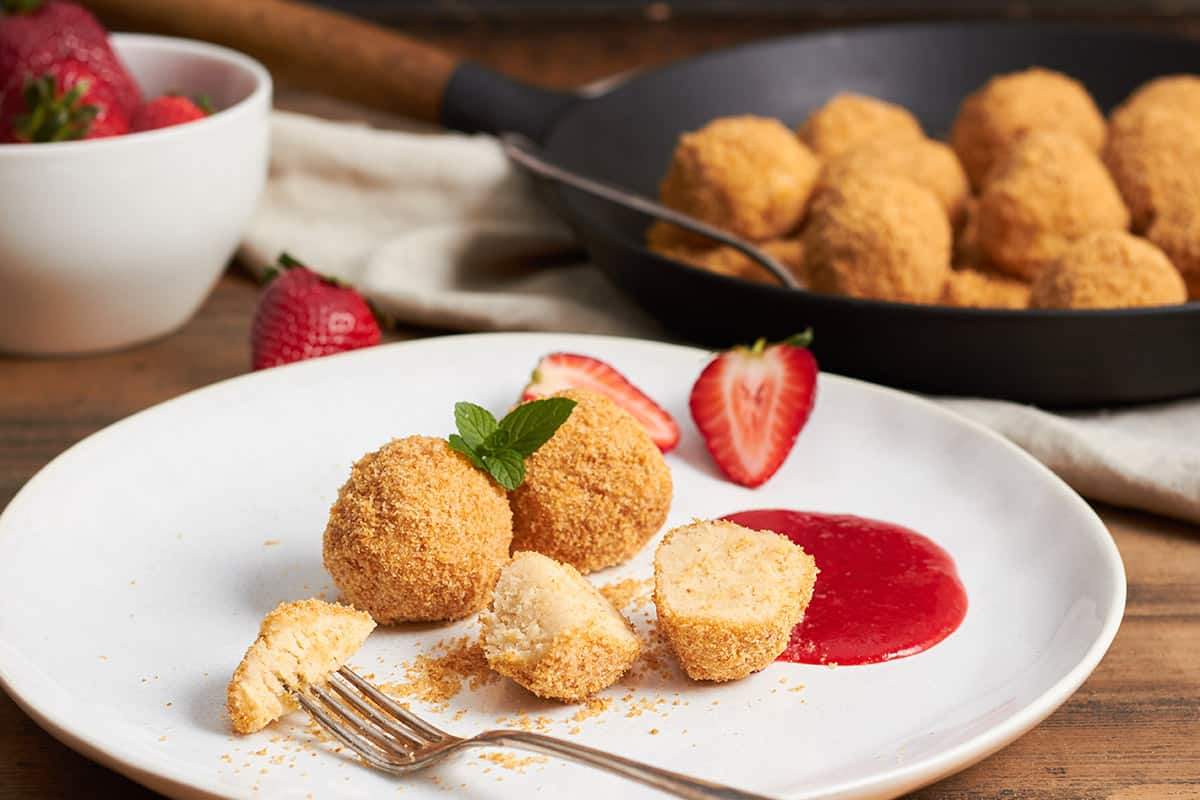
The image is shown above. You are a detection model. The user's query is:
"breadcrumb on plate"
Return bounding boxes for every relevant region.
[654,520,817,682]
[226,599,374,735]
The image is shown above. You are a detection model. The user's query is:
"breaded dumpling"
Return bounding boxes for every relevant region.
[227,599,375,734]
[820,137,970,225]
[1103,105,1200,234]
[1030,231,1187,309]
[323,436,512,623]
[658,115,820,244]
[480,551,639,702]
[648,224,806,286]
[1111,75,1200,126]
[939,267,1031,309]
[1148,207,1200,300]
[509,389,672,574]
[977,131,1129,280]
[797,93,924,158]
[951,68,1106,189]
[654,520,818,682]
[804,172,951,303]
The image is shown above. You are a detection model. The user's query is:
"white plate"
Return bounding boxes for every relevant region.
[0,333,1124,800]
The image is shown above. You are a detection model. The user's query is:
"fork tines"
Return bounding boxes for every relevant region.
[292,666,453,774]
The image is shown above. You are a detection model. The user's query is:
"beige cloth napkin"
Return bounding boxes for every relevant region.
[239,109,1200,525]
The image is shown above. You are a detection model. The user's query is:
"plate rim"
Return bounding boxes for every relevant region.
[0,332,1127,800]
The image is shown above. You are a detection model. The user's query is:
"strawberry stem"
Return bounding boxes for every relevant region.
[13,75,98,143]
[782,329,814,349]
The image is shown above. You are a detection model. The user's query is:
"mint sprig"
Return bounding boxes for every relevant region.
[447,398,576,490]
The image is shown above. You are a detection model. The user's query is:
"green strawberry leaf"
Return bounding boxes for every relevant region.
[454,402,498,449]
[447,434,486,470]
[482,449,526,491]
[782,329,814,349]
[499,397,577,456]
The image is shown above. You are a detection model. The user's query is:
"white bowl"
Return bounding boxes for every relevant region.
[0,34,271,356]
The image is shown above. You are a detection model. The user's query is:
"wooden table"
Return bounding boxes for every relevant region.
[4,16,1200,799]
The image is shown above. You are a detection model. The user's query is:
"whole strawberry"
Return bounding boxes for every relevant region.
[251,253,382,370]
[0,0,141,137]
[132,94,211,132]
[689,331,818,488]
[9,59,129,141]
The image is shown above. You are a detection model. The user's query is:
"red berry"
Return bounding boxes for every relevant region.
[0,1,141,138]
[9,60,129,142]
[251,255,382,370]
[689,334,818,487]
[522,352,680,452]
[131,95,210,132]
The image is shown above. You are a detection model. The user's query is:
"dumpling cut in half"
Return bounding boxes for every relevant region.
[226,599,375,734]
[480,551,640,702]
[654,520,818,682]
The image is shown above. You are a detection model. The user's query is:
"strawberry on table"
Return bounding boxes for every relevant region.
[7,59,129,141]
[132,94,211,132]
[689,331,818,488]
[251,253,383,370]
[0,0,141,133]
[522,352,680,452]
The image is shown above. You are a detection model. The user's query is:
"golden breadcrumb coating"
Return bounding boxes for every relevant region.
[647,225,806,286]
[1029,231,1186,309]
[1111,75,1200,126]
[509,388,672,574]
[951,68,1106,189]
[803,172,951,303]
[820,137,970,225]
[653,520,818,682]
[1103,105,1200,234]
[939,267,1031,309]
[797,93,924,158]
[323,435,512,623]
[1148,207,1200,300]
[480,551,639,702]
[977,131,1129,280]
[657,115,820,244]
[226,599,375,735]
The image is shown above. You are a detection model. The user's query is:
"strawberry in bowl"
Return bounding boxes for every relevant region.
[0,3,272,355]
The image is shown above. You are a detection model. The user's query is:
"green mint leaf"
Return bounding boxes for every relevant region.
[781,329,814,349]
[447,434,485,470]
[499,397,577,456]
[485,427,511,451]
[454,402,498,449]
[482,449,526,490]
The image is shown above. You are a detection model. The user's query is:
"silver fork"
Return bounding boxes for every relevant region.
[294,665,776,799]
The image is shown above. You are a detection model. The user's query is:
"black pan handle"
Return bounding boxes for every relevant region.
[442,63,578,142]
[84,0,578,143]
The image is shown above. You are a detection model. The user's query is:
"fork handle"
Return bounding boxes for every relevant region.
[470,729,777,800]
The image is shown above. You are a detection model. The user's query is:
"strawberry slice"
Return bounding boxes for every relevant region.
[522,353,680,452]
[689,332,818,487]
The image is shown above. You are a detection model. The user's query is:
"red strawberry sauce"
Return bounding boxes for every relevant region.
[722,509,967,666]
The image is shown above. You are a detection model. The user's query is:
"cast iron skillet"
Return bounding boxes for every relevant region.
[100,2,1200,406]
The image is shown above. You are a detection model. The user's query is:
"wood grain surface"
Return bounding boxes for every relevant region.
[3,15,1200,799]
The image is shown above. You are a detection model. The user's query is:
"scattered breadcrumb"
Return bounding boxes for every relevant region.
[477,752,547,773]
[571,696,612,722]
[598,578,653,612]
[263,540,281,546]
[379,636,499,712]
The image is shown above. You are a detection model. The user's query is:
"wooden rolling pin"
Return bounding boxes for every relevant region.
[82,0,459,122]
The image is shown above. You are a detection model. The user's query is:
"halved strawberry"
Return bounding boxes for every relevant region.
[522,352,680,452]
[689,332,818,487]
